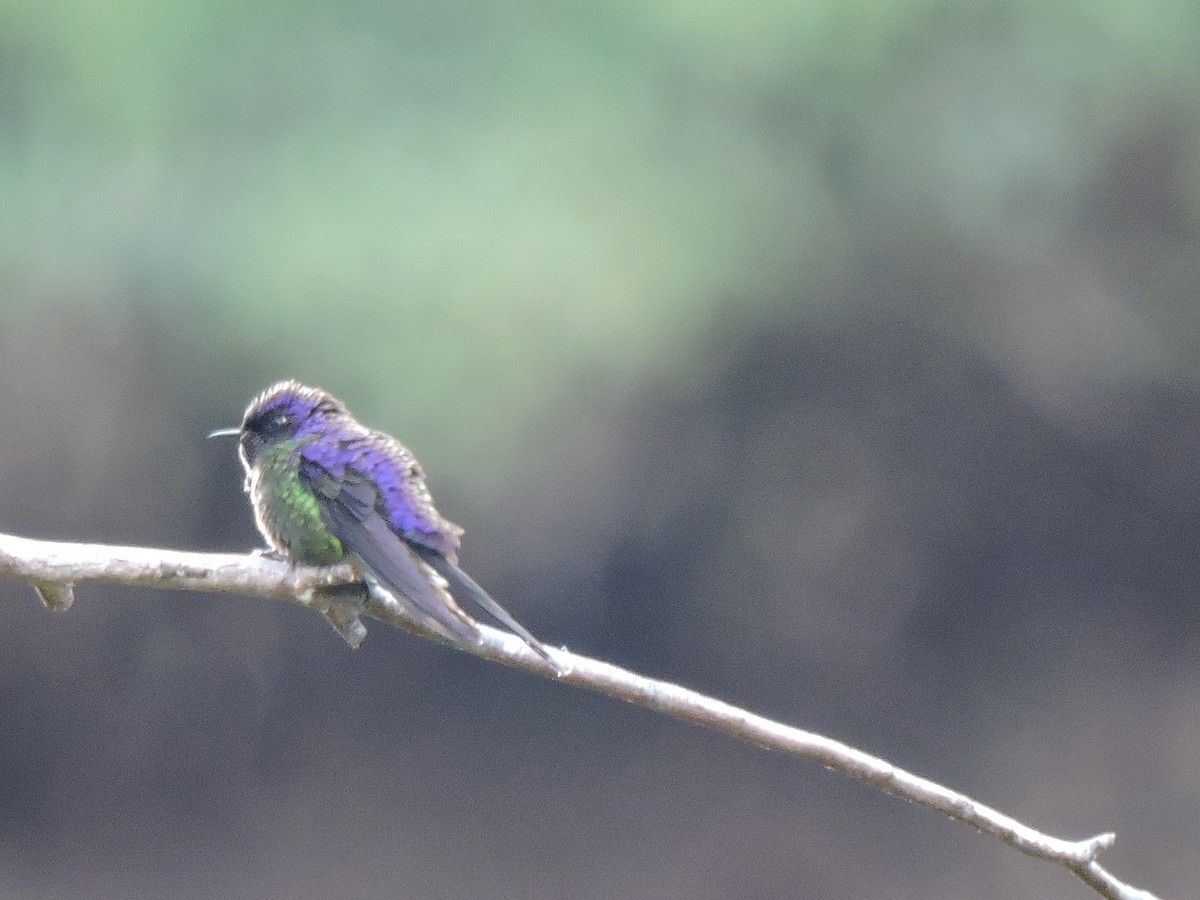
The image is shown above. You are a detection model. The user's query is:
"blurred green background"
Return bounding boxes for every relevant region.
[2,1,1199,897]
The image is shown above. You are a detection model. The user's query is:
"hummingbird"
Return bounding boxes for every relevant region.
[210,379,557,667]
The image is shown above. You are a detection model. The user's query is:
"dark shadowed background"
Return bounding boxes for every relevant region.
[2,2,1199,898]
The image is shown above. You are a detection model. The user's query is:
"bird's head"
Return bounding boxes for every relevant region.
[209,380,348,465]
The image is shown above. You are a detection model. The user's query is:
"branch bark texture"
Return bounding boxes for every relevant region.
[0,531,1158,900]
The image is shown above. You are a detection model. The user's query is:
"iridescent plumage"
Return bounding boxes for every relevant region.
[217,380,554,664]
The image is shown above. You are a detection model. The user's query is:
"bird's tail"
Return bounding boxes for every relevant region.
[412,546,561,672]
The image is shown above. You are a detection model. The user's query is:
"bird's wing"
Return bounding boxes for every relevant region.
[303,459,481,645]
[409,543,558,668]
[366,431,465,561]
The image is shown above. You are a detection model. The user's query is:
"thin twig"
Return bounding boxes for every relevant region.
[0,530,1158,900]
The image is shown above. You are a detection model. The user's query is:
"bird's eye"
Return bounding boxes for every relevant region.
[255,411,291,436]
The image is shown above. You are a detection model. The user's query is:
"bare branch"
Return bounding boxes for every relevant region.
[0,530,1158,900]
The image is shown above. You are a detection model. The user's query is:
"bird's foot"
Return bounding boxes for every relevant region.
[251,547,290,563]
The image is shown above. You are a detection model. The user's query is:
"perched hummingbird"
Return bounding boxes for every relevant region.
[211,379,556,666]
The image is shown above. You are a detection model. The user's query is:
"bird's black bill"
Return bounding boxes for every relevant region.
[207,427,242,439]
